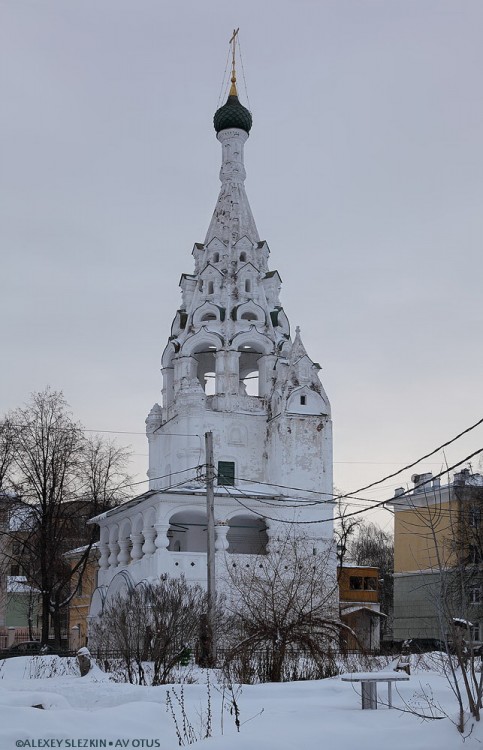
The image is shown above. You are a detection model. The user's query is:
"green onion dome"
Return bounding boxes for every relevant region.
[214,93,252,134]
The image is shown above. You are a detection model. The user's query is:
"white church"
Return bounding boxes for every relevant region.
[88,56,334,619]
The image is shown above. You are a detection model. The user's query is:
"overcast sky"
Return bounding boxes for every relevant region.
[1,1,482,531]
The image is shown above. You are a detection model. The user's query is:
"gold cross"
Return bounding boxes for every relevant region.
[229,28,240,95]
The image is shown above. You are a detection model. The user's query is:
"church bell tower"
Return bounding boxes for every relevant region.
[146,37,333,513]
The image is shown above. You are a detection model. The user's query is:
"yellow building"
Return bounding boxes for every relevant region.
[387,469,483,643]
[65,544,99,651]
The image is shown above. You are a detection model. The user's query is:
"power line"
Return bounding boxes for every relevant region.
[215,449,483,527]
[116,465,203,492]
[341,417,483,498]
[229,416,483,504]
[6,423,200,438]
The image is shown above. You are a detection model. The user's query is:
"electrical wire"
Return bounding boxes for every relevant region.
[213,448,483,527]
[217,43,232,108]
[116,464,203,492]
[228,415,483,504]
[341,417,483,498]
[237,33,252,112]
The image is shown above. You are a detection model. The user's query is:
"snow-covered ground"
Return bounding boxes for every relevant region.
[0,654,481,749]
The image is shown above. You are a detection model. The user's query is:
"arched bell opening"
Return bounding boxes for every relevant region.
[238,343,264,396]
[168,510,208,553]
[192,342,218,394]
[226,515,268,555]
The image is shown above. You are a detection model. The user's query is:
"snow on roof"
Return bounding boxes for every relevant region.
[63,541,99,558]
[453,617,475,627]
[340,605,387,618]
[6,576,39,594]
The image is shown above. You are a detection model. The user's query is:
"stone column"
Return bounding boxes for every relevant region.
[98,541,110,570]
[258,354,277,397]
[142,527,157,556]
[162,367,174,408]
[107,539,120,568]
[130,532,144,562]
[154,523,170,552]
[118,538,131,567]
[215,523,230,552]
[215,350,240,395]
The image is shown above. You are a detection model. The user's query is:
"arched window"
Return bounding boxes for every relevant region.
[227,515,268,555]
[241,311,257,321]
[201,313,217,322]
[192,342,217,393]
[245,279,251,293]
[239,252,247,262]
[168,510,208,553]
[238,342,264,396]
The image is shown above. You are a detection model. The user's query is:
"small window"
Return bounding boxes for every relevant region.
[245,279,251,293]
[469,585,481,604]
[469,545,482,565]
[349,576,363,590]
[218,461,235,487]
[364,577,378,591]
[199,280,203,292]
[208,281,214,295]
[201,313,217,322]
[469,508,481,528]
[213,252,219,263]
[300,395,306,406]
[239,252,247,262]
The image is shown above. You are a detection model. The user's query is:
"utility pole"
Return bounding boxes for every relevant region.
[205,431,216,666]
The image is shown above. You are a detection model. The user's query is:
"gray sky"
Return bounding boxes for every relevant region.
[2,0,482,531]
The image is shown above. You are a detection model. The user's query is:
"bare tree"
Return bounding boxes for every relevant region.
[334,498,361,570]
[349,521,394,634]
[393,474,483,732]
[90,577,206,685]
[1,388,132,646]
[0,419,15,493]
[222,533,345,683]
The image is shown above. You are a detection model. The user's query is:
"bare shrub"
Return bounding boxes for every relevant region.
[90,576,205,685]
[221,534,345,683]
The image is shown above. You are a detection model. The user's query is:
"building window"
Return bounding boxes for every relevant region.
[349,575,377,591]
[217,461,235,487]
[300,395,306,405]
[208,281,214,295]
[245,279,251,293]
[468,545,482,565]
[471,624,480,642]
[199,280,203,292]
[10,565,20,576]
[469,507,481,528]
[469,585,481,604]
[239,252,247,262]
[213,252,219,263]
